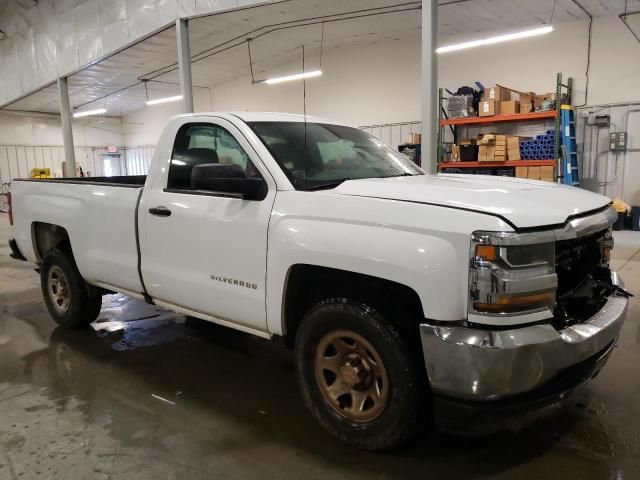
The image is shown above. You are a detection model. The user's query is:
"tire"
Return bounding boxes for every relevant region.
[40,247,102,329]
[294,298,427,451]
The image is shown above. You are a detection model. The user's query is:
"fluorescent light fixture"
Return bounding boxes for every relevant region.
[436,26,553,54]
[146,95,183,106]
[73,108,107,118]
[263,70,322,85]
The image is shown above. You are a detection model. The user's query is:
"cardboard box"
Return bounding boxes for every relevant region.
[527,166,541,180]
[482,86,511,102]
[478,145,487,162]
[478,145,497,162]
[519,102,533,114]
[507,136,521,160]
[479,100,497,117]
[478,133,496,144]
[451,144,460,162]
[500,101,520,115]
[478,133,497,161]
[515,166,528,178]
[540,166,554,181]
[507,136,521,147]
[517,92,534,113]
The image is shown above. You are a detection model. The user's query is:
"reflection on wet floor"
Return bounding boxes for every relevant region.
[1,287,639,479]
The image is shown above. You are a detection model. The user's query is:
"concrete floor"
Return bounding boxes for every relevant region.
[0,214,639,480]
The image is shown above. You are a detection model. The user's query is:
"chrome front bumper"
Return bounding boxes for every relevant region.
[420,287,629,401]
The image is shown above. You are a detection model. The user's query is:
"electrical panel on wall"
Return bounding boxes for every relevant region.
[593,115,610,127]
[609,132,627,152]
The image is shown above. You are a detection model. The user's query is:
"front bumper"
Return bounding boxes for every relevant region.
[420,279,628,432]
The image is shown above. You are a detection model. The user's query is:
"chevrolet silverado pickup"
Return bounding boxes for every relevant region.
[8,112,629,450]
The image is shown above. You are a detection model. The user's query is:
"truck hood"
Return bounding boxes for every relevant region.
[332,174,610,229]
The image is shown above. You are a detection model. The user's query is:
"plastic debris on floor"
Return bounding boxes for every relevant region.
[90,320,126,334]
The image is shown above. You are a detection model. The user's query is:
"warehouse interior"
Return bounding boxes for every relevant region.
[0,0,639,478]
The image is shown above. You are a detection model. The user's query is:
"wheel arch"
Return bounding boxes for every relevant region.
[31,222,72,262]
[281,264,425,347]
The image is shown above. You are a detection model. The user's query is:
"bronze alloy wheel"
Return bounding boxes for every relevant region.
[314,329,389,423]
[48,265,71,314]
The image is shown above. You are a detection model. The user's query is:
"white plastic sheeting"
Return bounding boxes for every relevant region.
[4,0,423,115]
[0,0,276,107]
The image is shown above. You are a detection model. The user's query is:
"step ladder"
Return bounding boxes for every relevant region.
[560,105,579,186]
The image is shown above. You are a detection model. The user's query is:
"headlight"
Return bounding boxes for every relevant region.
[469,231,557,319]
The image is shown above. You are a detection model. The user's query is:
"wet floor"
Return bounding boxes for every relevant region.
[1,221,639,479]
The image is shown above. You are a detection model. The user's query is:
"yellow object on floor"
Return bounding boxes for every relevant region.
[30,168,52,178]
[612,198,631,214]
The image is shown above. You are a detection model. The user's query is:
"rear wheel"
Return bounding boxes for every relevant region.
[41,247,102,329]
[294,298,427,451]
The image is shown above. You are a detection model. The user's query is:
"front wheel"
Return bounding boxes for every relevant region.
[294,298,427,451]
[40,247,102,329]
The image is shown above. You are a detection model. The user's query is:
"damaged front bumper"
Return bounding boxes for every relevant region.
[420,273,629,434]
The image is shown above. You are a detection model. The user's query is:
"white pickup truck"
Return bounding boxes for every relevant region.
[8,112,629,450]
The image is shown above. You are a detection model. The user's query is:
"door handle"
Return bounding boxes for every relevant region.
[149,206,172,217]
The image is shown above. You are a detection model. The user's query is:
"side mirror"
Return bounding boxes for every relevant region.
[190,163,265,200]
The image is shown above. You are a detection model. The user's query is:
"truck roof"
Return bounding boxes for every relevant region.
[175,111,348,126]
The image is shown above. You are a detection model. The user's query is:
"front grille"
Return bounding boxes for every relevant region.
[553,229,614,329]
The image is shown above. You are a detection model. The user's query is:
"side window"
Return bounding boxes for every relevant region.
[168,123,256,190]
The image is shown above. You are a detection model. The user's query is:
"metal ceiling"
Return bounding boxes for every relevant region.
[1,0,637,117]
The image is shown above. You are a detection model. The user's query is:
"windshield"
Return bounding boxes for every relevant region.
[248,122,424,190]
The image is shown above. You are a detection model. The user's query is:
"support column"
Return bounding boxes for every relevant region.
[421,0,438,174]
[176,18,194,113]
[57,77,76,177]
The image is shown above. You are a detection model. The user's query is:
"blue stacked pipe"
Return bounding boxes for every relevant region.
[519,132,555,160]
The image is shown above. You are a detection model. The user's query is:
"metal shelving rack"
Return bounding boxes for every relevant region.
[437,73,573,177]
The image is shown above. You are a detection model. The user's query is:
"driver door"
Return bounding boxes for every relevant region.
[139,118,275,332]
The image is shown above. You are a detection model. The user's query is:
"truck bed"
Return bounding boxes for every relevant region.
[18,175,147,187]
[10,177,145,296]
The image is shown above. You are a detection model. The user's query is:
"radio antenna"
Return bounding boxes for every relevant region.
[302,44,308,180]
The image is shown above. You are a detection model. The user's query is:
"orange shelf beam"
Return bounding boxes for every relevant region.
[439,160,556,170]
[440,110,556,126]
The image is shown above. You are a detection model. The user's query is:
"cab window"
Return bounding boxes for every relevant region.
[168,123,257,190]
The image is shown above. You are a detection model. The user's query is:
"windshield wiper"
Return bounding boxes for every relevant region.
[303,179,350,191]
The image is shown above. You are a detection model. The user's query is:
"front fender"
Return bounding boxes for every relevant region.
[265,192,512,335]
